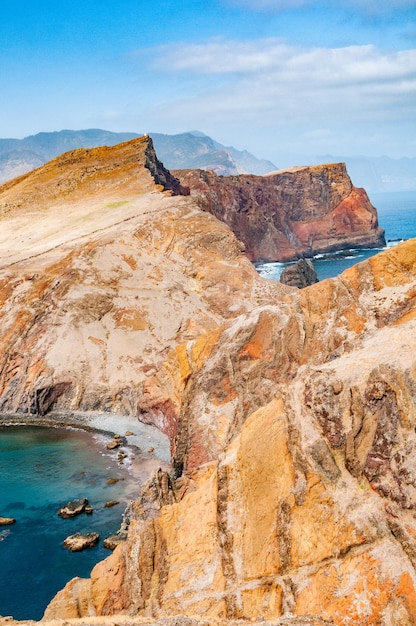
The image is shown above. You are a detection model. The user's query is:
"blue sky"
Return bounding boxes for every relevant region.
[1,0,415,167]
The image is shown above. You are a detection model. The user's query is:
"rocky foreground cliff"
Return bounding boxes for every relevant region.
[175,164,385,262]
[0,137,415,626]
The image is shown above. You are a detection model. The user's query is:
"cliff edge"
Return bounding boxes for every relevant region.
[175,163,385,262]
[0,136,288,419]
[43,239,416,625]
[0,137,414,626]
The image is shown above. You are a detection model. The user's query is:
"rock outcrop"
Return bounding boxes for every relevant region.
[280,258,318,288]
[44,239,416,626]
[0,136,288,420]
[1,136,415,626]
[175,164,385,262]
[57,498,92,518]
[63,532,100,552]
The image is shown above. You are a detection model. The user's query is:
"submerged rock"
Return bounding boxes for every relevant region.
[63,532,99,552]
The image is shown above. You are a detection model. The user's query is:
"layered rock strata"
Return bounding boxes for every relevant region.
[1,136,415,626]
[175,164,385,262]
[0,137,287,420]
[44,239,416,626]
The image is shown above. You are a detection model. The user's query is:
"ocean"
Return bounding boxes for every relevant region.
[0,425,141,620]
[256,190,416,282]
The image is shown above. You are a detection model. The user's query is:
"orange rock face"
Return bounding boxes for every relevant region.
[175,163,385,262]
[44,238,416,626]
[0,137,288,419]
[2,137,416,626]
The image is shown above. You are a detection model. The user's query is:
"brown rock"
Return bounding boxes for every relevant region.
[57,498,91,519]
[106,477,124,485]
[104,500,119,508]
[0,137,289,420]
[3,134,416,626]
[0,517,16,525]
[174,164,385,262]
[44,239,416,625]
[280,258,318,288]
[107,440,121,450]
[63,532,99,552]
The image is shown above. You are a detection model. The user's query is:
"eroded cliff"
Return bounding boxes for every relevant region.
[0,136,288,423]
[1,137,415,626]
[43,240,416,626]
[175,163,385,262]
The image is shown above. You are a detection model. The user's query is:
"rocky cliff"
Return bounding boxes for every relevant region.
[0,136,287,421]
[1,137,415,626]
[43,239,416,626]
[175,164,386,262]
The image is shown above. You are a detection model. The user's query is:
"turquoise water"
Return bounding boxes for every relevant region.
[0,425,140,620]
[256,190,416,282]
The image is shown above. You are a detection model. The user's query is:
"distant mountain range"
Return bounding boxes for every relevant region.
[0,129,276,184]
[0,128,414,192]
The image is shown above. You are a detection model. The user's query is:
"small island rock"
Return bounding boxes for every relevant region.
[58,498,91,518]
[63,532,99,552]
[280,258,319,288]
[0,517,16,525]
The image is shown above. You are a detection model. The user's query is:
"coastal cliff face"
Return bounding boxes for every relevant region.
[44,240,416,626]
[0,136,288,421]
[1,137,415,626]
[175,163,385,262]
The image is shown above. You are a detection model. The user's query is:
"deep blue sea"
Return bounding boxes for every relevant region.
[256,190,416,281]
[0,425,140,620]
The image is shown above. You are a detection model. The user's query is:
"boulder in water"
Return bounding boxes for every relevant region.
[280,258,319,288]
[63,532,99,552]
[57,498,91,518]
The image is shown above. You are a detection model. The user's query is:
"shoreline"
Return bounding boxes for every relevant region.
[0,410,171,482]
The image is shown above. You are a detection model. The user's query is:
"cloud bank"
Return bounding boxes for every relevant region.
[150,39,416,121]
[139,37,416,162]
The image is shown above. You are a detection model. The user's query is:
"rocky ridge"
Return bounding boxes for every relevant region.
[0,137,415,625]
[0,135,288,422]
[175,164,385,262]
[43,239,416,626]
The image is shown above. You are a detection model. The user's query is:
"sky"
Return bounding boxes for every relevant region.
[1,0,415,167]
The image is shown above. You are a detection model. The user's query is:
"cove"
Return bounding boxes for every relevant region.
[0,424,145,620]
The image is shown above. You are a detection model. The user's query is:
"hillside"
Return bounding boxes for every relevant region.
[0,137,415,625]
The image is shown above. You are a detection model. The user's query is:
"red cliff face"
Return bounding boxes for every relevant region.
[175,163,385,262]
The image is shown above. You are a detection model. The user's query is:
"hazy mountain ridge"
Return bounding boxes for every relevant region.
[317,154,416,193]
[0,129,276,183]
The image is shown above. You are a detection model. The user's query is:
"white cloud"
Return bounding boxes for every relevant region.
[140,38,416,161]
[151,38,416,94]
